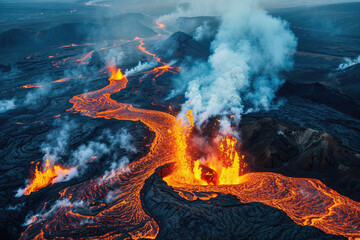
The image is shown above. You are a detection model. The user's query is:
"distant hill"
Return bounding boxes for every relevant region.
[157,31,210,60]
[273,2,360,38]
[0,13,157,50]
[330,64,360,103]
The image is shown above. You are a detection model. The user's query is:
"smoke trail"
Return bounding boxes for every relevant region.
[124,61,158,77]
[160,0,297,129]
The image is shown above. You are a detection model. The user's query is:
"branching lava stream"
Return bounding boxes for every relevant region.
[20,62,360,239]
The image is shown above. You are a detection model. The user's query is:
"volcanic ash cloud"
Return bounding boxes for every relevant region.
[160,0,297,128]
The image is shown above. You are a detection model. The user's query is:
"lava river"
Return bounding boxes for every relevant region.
[20,63,360,239]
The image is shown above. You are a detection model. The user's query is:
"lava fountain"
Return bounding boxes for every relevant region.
[165,111,248,186]
[23,158,72,196]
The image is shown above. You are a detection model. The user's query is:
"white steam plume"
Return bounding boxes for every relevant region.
[16,124,136,197]
[0,99,16,114]
[23,198,86,226]
[124,61,158,77]
[337,55,360,71]
[193,21,213,41]
[160,0,297,128]
[41,119,76,161]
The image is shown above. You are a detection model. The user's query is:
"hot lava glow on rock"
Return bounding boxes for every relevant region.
[192,135,247,185]
[20,52,360,240]
[165,113,360,239]
[165,110,248,186]
[135,37,178,82]
[24,159,71,195]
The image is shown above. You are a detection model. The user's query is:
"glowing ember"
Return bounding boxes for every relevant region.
[52,78,70,83]
[58,43,95,48]
[24,159,71,195]
[21,84,43,89]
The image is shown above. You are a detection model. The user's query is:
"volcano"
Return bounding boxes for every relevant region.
[1,1,360,240]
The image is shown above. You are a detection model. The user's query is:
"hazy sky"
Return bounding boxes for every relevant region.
[3,0,360,6]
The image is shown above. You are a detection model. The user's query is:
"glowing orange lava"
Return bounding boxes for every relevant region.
[136,38,161,63]
[165,111,248,186]
[21,84,43,89]
[20,78,71,90]
[156,22,165,29]
[164,113,360,239]
[24,159,71,195]
[191,135,247,185]
[76,50,94,65]
[20,63,360,240]
[135,38,178,82]
[52,78,70,83]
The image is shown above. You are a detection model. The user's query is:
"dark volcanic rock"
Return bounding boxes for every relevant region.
[331,64,360,103]
[278,82,360,119]
[0,28,42,49]
[273,2,360,38]
[159,31,210,60]
[239,117,360,202]
[141,166,345,240]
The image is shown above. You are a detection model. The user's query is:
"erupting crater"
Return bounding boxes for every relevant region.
[164,112,249,186]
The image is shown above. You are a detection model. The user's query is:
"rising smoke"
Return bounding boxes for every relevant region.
[337,55,360,70]
[159,0,297,130]
[16,118,137,197]
[0,98,16,114]
[124,61,157,77]
[23,198,86,226]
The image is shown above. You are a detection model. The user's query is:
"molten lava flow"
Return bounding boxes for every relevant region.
[24,159,71,195]
[76,50,94,65]
[21,84,44,89]
[20,64,360,240]
[21,66,172,239]
[164,114,360,239]
[20,78,71,90]
[167,172,360,239]
[135,38,161,63]
[135,37,178,82]
[52,78,70,83]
